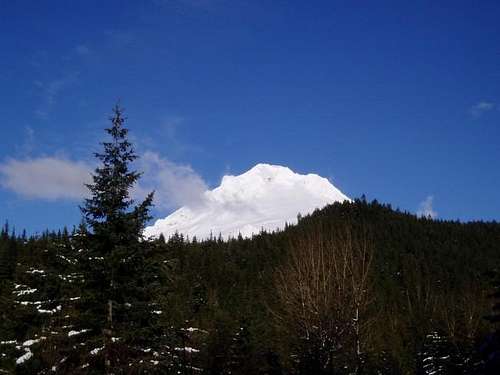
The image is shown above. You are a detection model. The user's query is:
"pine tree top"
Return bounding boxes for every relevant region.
[80,105,153,237]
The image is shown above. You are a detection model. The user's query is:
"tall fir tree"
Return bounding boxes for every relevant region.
[0,222,17,281]
[487,269,500,325]
[482,268,500,373]
[4,106,173,373]
[75,105,160,372]
[81,106,153,372]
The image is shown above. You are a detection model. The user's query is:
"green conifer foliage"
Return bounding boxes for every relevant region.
[77,105,158,372]
[487,270,500,326]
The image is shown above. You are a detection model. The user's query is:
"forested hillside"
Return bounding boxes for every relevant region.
[1,200,499,374]
[1,108,499,374]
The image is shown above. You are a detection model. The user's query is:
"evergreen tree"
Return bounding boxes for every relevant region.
[0,222,17,281]
[75,105,159,372]
[3,185,500,373]
[486,269,500,326]
[481,268,500,373]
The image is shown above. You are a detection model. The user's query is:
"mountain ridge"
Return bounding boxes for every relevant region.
[144,163,350,239]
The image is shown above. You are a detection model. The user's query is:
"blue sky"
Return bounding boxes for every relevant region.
[1,0,499,234]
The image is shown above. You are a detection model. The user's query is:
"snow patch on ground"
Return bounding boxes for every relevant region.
[68,329,90,337]
[16,349,33,365]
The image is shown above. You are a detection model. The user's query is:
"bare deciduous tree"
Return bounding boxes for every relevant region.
[273,224,374,374]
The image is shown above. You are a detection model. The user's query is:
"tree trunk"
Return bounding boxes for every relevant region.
[104,299,113,373]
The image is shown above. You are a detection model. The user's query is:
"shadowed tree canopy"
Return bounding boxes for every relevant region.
[81,105,154,238]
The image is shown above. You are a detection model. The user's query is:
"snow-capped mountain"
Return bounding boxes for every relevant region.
[144,163,350,240]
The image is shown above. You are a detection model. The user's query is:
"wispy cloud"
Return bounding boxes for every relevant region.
[17,126,36,156]
[0,157,92,200]
[133,116,204,158]
[135,151,208,210]
[469,101,496,118]
[31,42,92,118]
[417,195,437,219]
[34,72,79,119]
[74,44,91,56]
[159,116,203,155]
[153,0,214,8]
[104,30,137,48]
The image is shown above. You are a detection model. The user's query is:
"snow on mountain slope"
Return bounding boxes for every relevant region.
[144,163,350,240]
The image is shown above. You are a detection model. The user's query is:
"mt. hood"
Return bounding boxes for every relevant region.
[144,163,350,240]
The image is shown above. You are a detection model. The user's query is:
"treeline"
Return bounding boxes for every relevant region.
[133,200,500,374]
[1,107,500,374]
[2,203,500,374]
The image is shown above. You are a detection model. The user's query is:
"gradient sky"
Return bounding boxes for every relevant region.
[1,0,499,234]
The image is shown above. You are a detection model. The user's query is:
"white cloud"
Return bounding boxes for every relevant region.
[135,151,208,210]
[417,195,437,219]
[0,152,208,210]
[0,157,92,200]
[470,101,496,118]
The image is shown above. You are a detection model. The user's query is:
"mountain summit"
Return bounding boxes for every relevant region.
[144,163,350,239]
